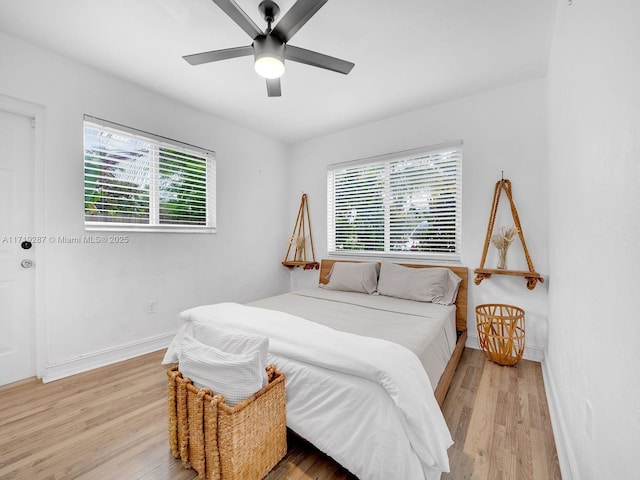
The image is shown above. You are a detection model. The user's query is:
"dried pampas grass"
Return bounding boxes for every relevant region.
[491,225,518,249]
[491,225,518,269]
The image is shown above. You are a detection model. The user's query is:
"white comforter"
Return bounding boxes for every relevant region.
[165,302,453,480]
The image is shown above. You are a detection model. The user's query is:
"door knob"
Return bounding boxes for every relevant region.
[20,259,33,269]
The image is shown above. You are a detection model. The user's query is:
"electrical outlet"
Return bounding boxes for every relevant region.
[147,300,156,314]
[585,400,593,438]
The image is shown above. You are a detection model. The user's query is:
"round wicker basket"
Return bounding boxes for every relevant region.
[475,303,525,366]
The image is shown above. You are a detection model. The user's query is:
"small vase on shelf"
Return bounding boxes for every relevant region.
[491,226,518,270]
[294,235,306,262]
[496,247,508,270]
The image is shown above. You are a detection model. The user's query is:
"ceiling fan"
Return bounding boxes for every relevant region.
[183,0,355,97]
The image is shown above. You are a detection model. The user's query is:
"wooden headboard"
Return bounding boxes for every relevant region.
[319,259,469,332]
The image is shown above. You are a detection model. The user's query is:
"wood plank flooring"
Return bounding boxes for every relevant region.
[0,348,560,479]
[442,348,561,480]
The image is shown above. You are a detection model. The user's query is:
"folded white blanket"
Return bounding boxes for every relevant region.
[164,302,453,479]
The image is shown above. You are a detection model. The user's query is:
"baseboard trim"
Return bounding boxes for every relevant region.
[465,334,545,362]
[42,333,174,383]
[541,358,580,480]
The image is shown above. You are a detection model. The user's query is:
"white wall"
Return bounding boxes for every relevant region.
[0,32,290,381]
[546,1,640,479]
[288,79,549,360]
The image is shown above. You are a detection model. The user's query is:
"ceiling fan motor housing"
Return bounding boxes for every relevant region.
[254,35,285,58]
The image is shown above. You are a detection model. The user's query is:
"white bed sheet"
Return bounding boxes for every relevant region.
[249,287,457,389]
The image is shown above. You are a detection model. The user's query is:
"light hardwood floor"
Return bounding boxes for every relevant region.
[0,348,560,479]
[441,348,561,480]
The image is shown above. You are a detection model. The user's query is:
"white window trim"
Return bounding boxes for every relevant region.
[83,115,216,233]
[327,141,462,262]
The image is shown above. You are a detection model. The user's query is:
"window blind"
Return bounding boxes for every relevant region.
[83,117,216,232]
[327,141,462,260]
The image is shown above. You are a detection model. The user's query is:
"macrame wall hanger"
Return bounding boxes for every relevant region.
[474,176,543,290]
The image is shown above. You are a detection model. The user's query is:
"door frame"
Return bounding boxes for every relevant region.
[0,94,46,381]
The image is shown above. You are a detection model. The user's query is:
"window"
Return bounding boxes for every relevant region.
[327,141,462,260]
[83,116,215,232]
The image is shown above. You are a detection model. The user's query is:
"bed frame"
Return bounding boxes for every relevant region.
[318,259,468,407]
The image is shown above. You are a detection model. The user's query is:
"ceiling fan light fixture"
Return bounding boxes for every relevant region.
[255,55,285,79]
[253,35,285,79]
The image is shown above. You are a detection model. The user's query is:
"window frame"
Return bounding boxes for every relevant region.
[327,141,462,261]
[83,115,216,233]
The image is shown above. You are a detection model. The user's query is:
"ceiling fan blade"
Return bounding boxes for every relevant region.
[211,0,263,39]
[285,45,354,74]
[183,45,254,65]
[266,78,282,97]
[272,0,327,43]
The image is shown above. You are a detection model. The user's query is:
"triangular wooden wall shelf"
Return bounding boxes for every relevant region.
[282,193,319,270]
[474,179,543,290]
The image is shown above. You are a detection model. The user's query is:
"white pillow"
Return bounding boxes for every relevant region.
[322,261,380,294]
[161,319,269,374]
[377,263,461,305]
[191,322,269,387]
[179,334,266,406]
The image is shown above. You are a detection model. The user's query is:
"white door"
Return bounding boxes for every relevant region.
[0,110,35,386]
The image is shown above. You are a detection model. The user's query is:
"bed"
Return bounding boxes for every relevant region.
[268,259,468,406]
[165,259,468,480]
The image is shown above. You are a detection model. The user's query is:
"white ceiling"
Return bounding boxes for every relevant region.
[0,0,555,144]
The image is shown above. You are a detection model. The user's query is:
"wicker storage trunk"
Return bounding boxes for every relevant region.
[167,365,287,480]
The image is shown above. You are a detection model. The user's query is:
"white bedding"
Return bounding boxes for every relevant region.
[165,294,454,480]
[250,287,457,390]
